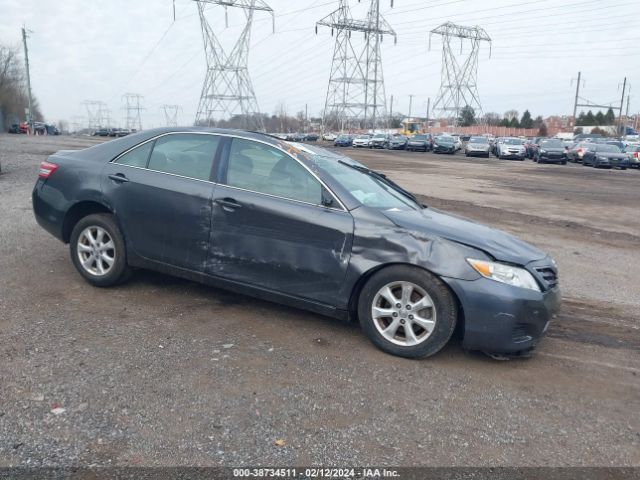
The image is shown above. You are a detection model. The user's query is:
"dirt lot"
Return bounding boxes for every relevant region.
[0,134,638,467]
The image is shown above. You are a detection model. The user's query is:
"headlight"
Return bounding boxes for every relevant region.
[539,149,547,154]
[597,156,608,161]
[467,258,541,291]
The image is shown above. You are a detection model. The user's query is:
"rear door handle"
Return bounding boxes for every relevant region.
[215,197,242,211]
[108,173,129,183]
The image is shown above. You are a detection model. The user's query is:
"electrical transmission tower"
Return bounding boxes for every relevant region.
[123,93,144,131]
[161,104,182,127]
[194,0,274,130]
[429,22,491,126]
[82,100,108,132]
[317,0,396,132]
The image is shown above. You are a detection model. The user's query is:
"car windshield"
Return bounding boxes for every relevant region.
[436,137,454,144]
[504,138,524,145]
[392,136,406,141]
[540,139,562,147]
[299,153,419,211]
[411,135,427,140]
[469,137,488,143]
[356,135,369,139]
[373,134,386,139]
[337,135,350,140]
[596,144,621,153]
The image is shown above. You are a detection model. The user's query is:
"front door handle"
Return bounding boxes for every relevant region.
[215,197,242,211]
[108,173,129,183]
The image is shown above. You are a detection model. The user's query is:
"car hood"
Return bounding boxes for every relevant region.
[540,147,564,152]
[381,207,546,265]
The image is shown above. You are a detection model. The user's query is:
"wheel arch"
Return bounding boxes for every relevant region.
[62,201,113,243]
[347,262,465,335]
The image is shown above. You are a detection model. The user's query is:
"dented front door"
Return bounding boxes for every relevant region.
[207,184,354,307]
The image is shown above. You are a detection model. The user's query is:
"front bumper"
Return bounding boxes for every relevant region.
[466,149,489,156]
[442,276,561,354]
[407,142,428,151]
[433,146,455,153]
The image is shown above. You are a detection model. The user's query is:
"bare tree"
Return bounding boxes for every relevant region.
[0,43,43,127]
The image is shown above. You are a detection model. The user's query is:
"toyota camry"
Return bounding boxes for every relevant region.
[33,128,560,359]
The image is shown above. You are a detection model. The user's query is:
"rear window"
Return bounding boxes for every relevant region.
[596,144,621,153]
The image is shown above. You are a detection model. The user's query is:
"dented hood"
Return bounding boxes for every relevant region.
[381,207,546,265]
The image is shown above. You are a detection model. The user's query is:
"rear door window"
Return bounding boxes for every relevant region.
[148,134,220,181]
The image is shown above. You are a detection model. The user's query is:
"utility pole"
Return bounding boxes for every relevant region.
[571,71,582,124]
[426,97,430,130]
[618,77,627,136]
[305,103,308,133]
[389,94,394,129]
[21,27,34,132]
[408,94,414,120]
[122,93,144,131]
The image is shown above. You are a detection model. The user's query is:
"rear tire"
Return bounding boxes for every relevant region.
[358,266,457,359]
[70,213,131,287]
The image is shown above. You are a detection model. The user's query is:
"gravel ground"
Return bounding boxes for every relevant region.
[0,134,638,467]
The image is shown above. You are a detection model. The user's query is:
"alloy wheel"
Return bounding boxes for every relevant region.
[76,226,116,277]
[371,281,437,347]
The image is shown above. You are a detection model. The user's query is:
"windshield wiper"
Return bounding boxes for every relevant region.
[337,160,423,206]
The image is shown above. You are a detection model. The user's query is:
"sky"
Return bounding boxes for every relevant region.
[0,0,639,128]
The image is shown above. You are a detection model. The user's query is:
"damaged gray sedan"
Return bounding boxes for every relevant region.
[32,128,560,358]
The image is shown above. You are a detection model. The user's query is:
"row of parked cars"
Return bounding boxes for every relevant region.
[332,133,465,153]
[8,122,60,135]
[329,131,639,170]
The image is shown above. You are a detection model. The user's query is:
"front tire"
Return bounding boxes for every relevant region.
[70,213,131,287]
[358,266,457,358]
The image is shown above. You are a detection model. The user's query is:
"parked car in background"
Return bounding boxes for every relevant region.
[32,127,560,358]
[496,138,526,160]
[449,134,463,151]
[433,136,456,154]
[304,133,319,142]
[464,136,491,158]
[334,134,353,147]
[352,134,371,148]
[370,133,391,149]
[406,134,432,152]
[93,128,110,137]
[322,132,337,141]
[8,124,22,134]
[566,141,598,163]
[625,144,640,168]
[573,133,603,143]
[388,135,408,150]
[582,144,629,169]
[534,138,567,164]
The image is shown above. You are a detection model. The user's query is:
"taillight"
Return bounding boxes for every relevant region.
[634,152,639,158]
[38,161,58,179]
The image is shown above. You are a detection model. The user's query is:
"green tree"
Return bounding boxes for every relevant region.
[595,111,605,125]
[509,117,519,128]
[573,127,584,135]
[459,105,476,126]
[605,108,616,125]
[585,110,596,125]
[520,110,534,129]
[576,111,586,126]
[533,115,544,129]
